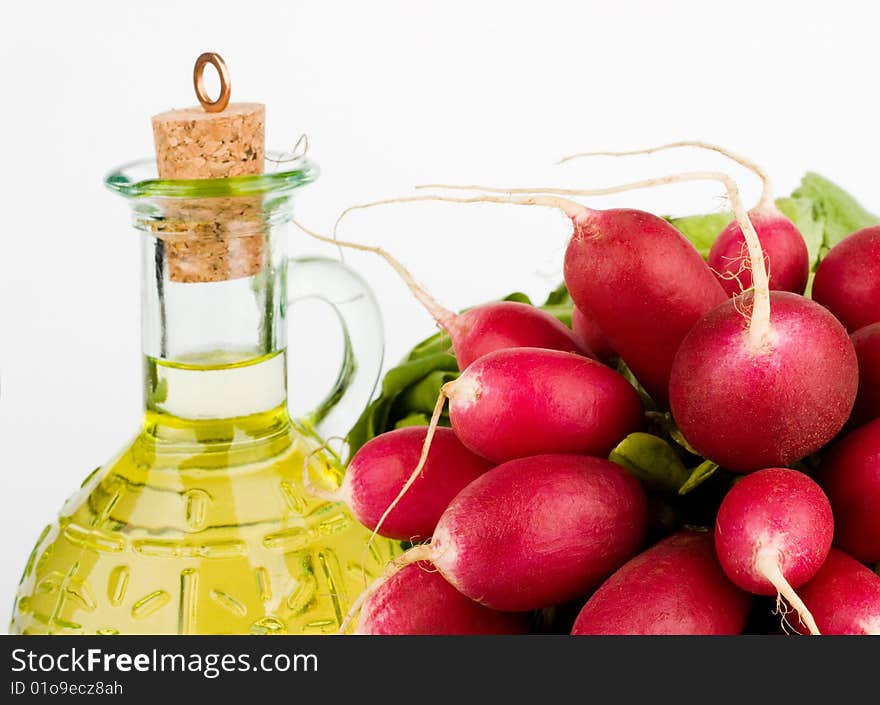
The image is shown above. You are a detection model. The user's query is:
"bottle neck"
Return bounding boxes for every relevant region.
[141,225,290,425]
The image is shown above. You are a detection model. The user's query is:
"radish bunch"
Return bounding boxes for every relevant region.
[296,144,879,635]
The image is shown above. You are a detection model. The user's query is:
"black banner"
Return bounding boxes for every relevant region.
[2,635,872,702]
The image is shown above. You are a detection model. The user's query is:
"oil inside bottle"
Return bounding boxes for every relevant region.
[11,351,402,635]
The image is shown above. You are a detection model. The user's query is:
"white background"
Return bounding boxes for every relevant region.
[1,0,878,615]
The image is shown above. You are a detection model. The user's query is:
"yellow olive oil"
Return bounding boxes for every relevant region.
[11,352,401,635]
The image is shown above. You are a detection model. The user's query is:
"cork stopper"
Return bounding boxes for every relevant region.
[152,103,265,179]
[150,53,266,283]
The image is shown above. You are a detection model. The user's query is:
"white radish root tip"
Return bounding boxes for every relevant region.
[335,192,589,232]
[755,550,821,636]
[420,171,772,350]
[339,543,435,634]
[558,140,775,210]
[293,219,459,332]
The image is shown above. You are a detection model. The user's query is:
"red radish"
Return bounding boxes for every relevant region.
[572,304,615,361]
[408,454,648,609]
[817,418,880,563]
[709,210,808,296]
[356,562,529,635]
[670,291,858,472]
[331,171,820,536]
[714,468,834,635]
[367,345,643,544]
[563,204,725,405]
[560,141,809,296]
[341,454,648,631]
[392,178,733,406]
[444,347,643,463]
[448,300,590,368]
[571,530,751,635]
[330,427,493,541]
[795,549,880,635]
[337,169,784,408]
[293,221,591,369]
[850,323,880,426]
[813,225,880,331]
[623,166,863,472]
[417,172,850,435]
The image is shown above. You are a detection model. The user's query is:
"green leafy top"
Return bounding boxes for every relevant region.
[792,172,879,259]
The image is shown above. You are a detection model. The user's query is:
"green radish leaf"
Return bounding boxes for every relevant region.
[346,351,459,454]
[609,432,690,493]
[669,427,701,456]
[503,291,533,304]
[541,283,575,327]
[398,369,459,413]
[666,211,732,258]
[616,360,655,410]
[792,172,880,260]
[541,303,574,328]
[646,411,701,455]
[394,412,434,429]
[406,330,453,360]
[776,196,824,269]
[543,282,572,307]
[678,460,720,496]
[380,353,458,396]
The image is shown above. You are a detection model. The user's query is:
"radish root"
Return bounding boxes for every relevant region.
[755,550,821,636]
[367,386,450,549]
[418,171,773,350]
[558,140,775,210]
[293,219,459,332]
[339,543,435,634]
[332,192,589,240]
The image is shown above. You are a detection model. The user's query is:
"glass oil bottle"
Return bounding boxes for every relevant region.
[11,54,400,635]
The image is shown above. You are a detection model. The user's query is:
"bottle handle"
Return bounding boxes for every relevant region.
[286,255,385,453]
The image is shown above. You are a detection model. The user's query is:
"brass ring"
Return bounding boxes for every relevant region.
[193,52,231,113]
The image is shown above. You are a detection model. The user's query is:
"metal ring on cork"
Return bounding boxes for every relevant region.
[193,52,231,112]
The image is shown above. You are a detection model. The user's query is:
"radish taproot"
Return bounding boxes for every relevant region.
[714,468,834,635]
[317,427,493,541]
[571,530,751,635]
[818,418,880,563]
[813,225,880,331]
[795,549,880,635]
[851,323,880,426]
[341,454,648,631]
[293,221,591,369]
[356,562,529,635]
[560,140,809,296]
